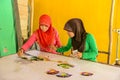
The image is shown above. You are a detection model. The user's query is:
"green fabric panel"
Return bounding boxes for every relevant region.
[0,0,17,57]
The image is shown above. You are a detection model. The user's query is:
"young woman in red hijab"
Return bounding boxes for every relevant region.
[17,14,61,57]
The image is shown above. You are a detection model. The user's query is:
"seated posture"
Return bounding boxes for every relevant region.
[17,14,61,57]
[53,18,98,62]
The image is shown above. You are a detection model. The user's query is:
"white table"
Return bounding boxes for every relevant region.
[0,50,120,80]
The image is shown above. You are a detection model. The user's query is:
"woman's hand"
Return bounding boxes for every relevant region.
[49,45,57,51]
[76,52,82,59]
[57,52,63,55]
[17,49,24,57]
[71,51,82,59]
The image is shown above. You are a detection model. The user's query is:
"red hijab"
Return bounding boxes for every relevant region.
[35,14,55,48]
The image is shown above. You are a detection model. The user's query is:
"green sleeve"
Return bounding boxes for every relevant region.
[82,34,98,62]
[56,38,72,53]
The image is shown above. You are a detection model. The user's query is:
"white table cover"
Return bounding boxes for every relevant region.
[0,50,120,80]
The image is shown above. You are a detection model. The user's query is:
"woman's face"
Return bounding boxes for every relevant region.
[40,24,49,32]
[67,31,75,38]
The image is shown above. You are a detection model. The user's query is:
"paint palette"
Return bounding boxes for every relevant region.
[81,72,93,76]
[57,63,74,69]
[56,72,72,78]
[46,69,59,75]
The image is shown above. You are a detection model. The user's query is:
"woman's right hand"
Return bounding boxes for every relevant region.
[17,48,24,57]
[49,45,57,51]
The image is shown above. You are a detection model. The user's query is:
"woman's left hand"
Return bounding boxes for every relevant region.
[76,52,82,59]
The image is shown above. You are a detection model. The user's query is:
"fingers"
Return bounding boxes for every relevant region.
[70,53,77,58]
[77,52,82,59]
[49,45,57,51]
[57,52,63,55]
[17,49,24,57]
[71,51,82,59]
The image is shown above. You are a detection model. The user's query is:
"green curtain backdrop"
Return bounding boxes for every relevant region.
[0,0,17,57]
